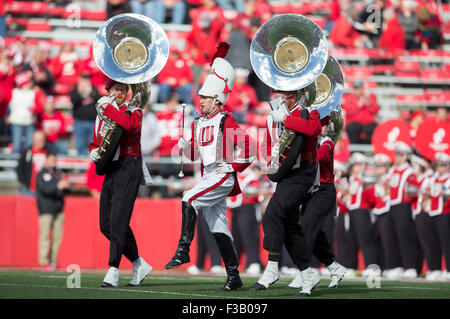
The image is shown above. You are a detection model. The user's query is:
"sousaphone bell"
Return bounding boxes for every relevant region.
[92,13,169,175]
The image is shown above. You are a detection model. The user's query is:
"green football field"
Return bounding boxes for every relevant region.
[1,269,450,299]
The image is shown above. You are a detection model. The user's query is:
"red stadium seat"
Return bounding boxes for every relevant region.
[424,90,449,106]
[26,20,51,32]
[420,68,447,81]
[81,9,107,21]
[397,94,424,105]
[372,64,395,74]
[394,60,420,73]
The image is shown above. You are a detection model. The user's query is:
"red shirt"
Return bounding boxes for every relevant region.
[330,16,361,48]
[89,103,143,158]
[317,137,334,183]
[29,147,47,191]
[157,55,193,89]
[224,82,259,113]
[342,93,380,125]
[155,110,183,157]
[377,18,406,51]
[50,53,82,87]
[36,111,67,143]
[187,6,226,65]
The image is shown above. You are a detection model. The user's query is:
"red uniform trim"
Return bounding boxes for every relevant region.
[188,173,231,204]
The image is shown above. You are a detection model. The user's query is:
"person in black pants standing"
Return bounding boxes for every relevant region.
[89,79,152,287]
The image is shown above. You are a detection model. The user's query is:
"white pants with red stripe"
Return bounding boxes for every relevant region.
[182,164,235,239]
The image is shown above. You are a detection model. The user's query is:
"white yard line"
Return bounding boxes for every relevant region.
[0,283,254,299]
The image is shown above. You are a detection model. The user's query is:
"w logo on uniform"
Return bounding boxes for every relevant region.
[200,126,214,146]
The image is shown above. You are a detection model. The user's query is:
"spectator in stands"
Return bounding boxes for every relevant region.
[415,5,444,50]
[324,0,343,32]
[50,42,81,95]
[330,5,370,48]
[408,109,425,141]
[186,0,226,82]
[8,71,45,154]
[225,16,252,70]
[398,0,420,49]
[184,0,203,24]
[141,105,161,156]
[435,107,449,124]
[16,130,47,196]
[342,81,380,144]
[377,7,406,51]
[357,0,387,47]
[157,47,193,104]
[155,92,184,197]
[224,68,259,123]
[69,73,102,156]
[131,0,186,24]
[0,0,12,37]
[20,49,55,96]
[36,150,70,271]
[36,96,68,155]
[81,44,108,89]
[0,48,16,147]
[106,0,132,19]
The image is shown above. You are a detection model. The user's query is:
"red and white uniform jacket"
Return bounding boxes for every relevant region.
[411,169,434,216]
[372,174,390,216]
[89,101,143,158]
[388,163,418,205]
[426,172,450,217]
[185,109,256,196]
[226,169,261,208]
[336,177,349,215]
[262,104,321,170]
[346,174,376,211]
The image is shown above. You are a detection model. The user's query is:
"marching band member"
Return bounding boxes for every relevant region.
[388,141,422,278]
[424,152,450,280]
[287,114,347,290]
[165,43,256,291]
[370,154,403,279]
[346,152,381,274]
[250,86,322,296]
[89,79,152,288]
[410,155,443,281]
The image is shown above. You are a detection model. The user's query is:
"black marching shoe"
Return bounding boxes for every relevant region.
[213,232,243,292]
[165,202,197,269]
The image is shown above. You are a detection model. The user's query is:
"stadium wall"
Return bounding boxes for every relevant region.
[0,195,268,271]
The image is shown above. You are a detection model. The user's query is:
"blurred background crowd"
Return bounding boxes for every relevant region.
[0,0,449,279]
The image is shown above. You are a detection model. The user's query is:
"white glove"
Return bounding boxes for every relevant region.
[271,108,287,123]
[216,162,235,175]
[271,143,280,159]
[89,148,101,163]
[97,95,115,107]
[178,137,188,150]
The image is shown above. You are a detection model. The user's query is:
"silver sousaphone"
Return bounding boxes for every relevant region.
[92,13,169,175]
[250,14,329,182]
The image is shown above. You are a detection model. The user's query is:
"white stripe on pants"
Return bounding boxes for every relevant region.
[182,164,235,239]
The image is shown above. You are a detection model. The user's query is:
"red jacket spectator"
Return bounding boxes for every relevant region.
[224,81,259,114]
[0,0,12,16]
[0,52,15,118]
[378,15,406,50]
[80,44,108,89]
[36,104,67,144]
[50,43,81,89]
[342,93,380,125]
[155,109,183,157]
[158,49,193,89]
[187,2,226,66]
[330,14,362,48]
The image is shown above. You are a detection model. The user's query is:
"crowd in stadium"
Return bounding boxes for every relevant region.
[0,0,449,280]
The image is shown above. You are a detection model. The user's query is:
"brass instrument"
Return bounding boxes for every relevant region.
[92,13,169,175]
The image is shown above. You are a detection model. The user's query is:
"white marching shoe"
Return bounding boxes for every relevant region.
[287,269,302,289]
[250,261,280,290]
[128,257,152,286]
[101,267,120,287]
[327,261,347,288]
[403,268,418,279]
[297,267,320,296]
